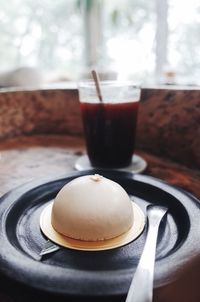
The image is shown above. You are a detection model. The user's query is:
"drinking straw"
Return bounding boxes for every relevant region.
[91,70,103,103]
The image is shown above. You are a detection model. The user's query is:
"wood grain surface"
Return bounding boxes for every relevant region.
[1,135,200,199]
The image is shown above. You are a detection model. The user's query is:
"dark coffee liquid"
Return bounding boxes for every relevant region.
[80,101,139,168]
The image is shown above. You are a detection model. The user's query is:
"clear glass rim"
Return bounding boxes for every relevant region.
[78,80,140,89]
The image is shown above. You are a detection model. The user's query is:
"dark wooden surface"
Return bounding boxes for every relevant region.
[1,86,200,170]
[138,88,200,169]
[1,135,200,199]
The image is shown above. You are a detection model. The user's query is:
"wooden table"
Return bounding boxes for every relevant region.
[1,135,200,199]
[1,84,200,302]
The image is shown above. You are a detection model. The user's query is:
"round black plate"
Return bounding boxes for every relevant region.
[0,170,200,299]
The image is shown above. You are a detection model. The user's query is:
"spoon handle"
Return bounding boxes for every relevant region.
[125,205,168,302]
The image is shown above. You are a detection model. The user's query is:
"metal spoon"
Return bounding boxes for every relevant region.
[125,204,168,302]
[39,240,60,260]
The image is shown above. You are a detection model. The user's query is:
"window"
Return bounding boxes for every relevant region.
[103,0,156,82]
[168,0,200,84]
[0,0,83,80]
[0,0,199,85]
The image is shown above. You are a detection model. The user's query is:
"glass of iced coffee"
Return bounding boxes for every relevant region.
[78,80,141,169]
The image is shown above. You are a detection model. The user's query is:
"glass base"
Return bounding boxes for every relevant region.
[75,154,147,174]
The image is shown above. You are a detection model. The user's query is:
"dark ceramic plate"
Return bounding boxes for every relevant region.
[0,170,200,300]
